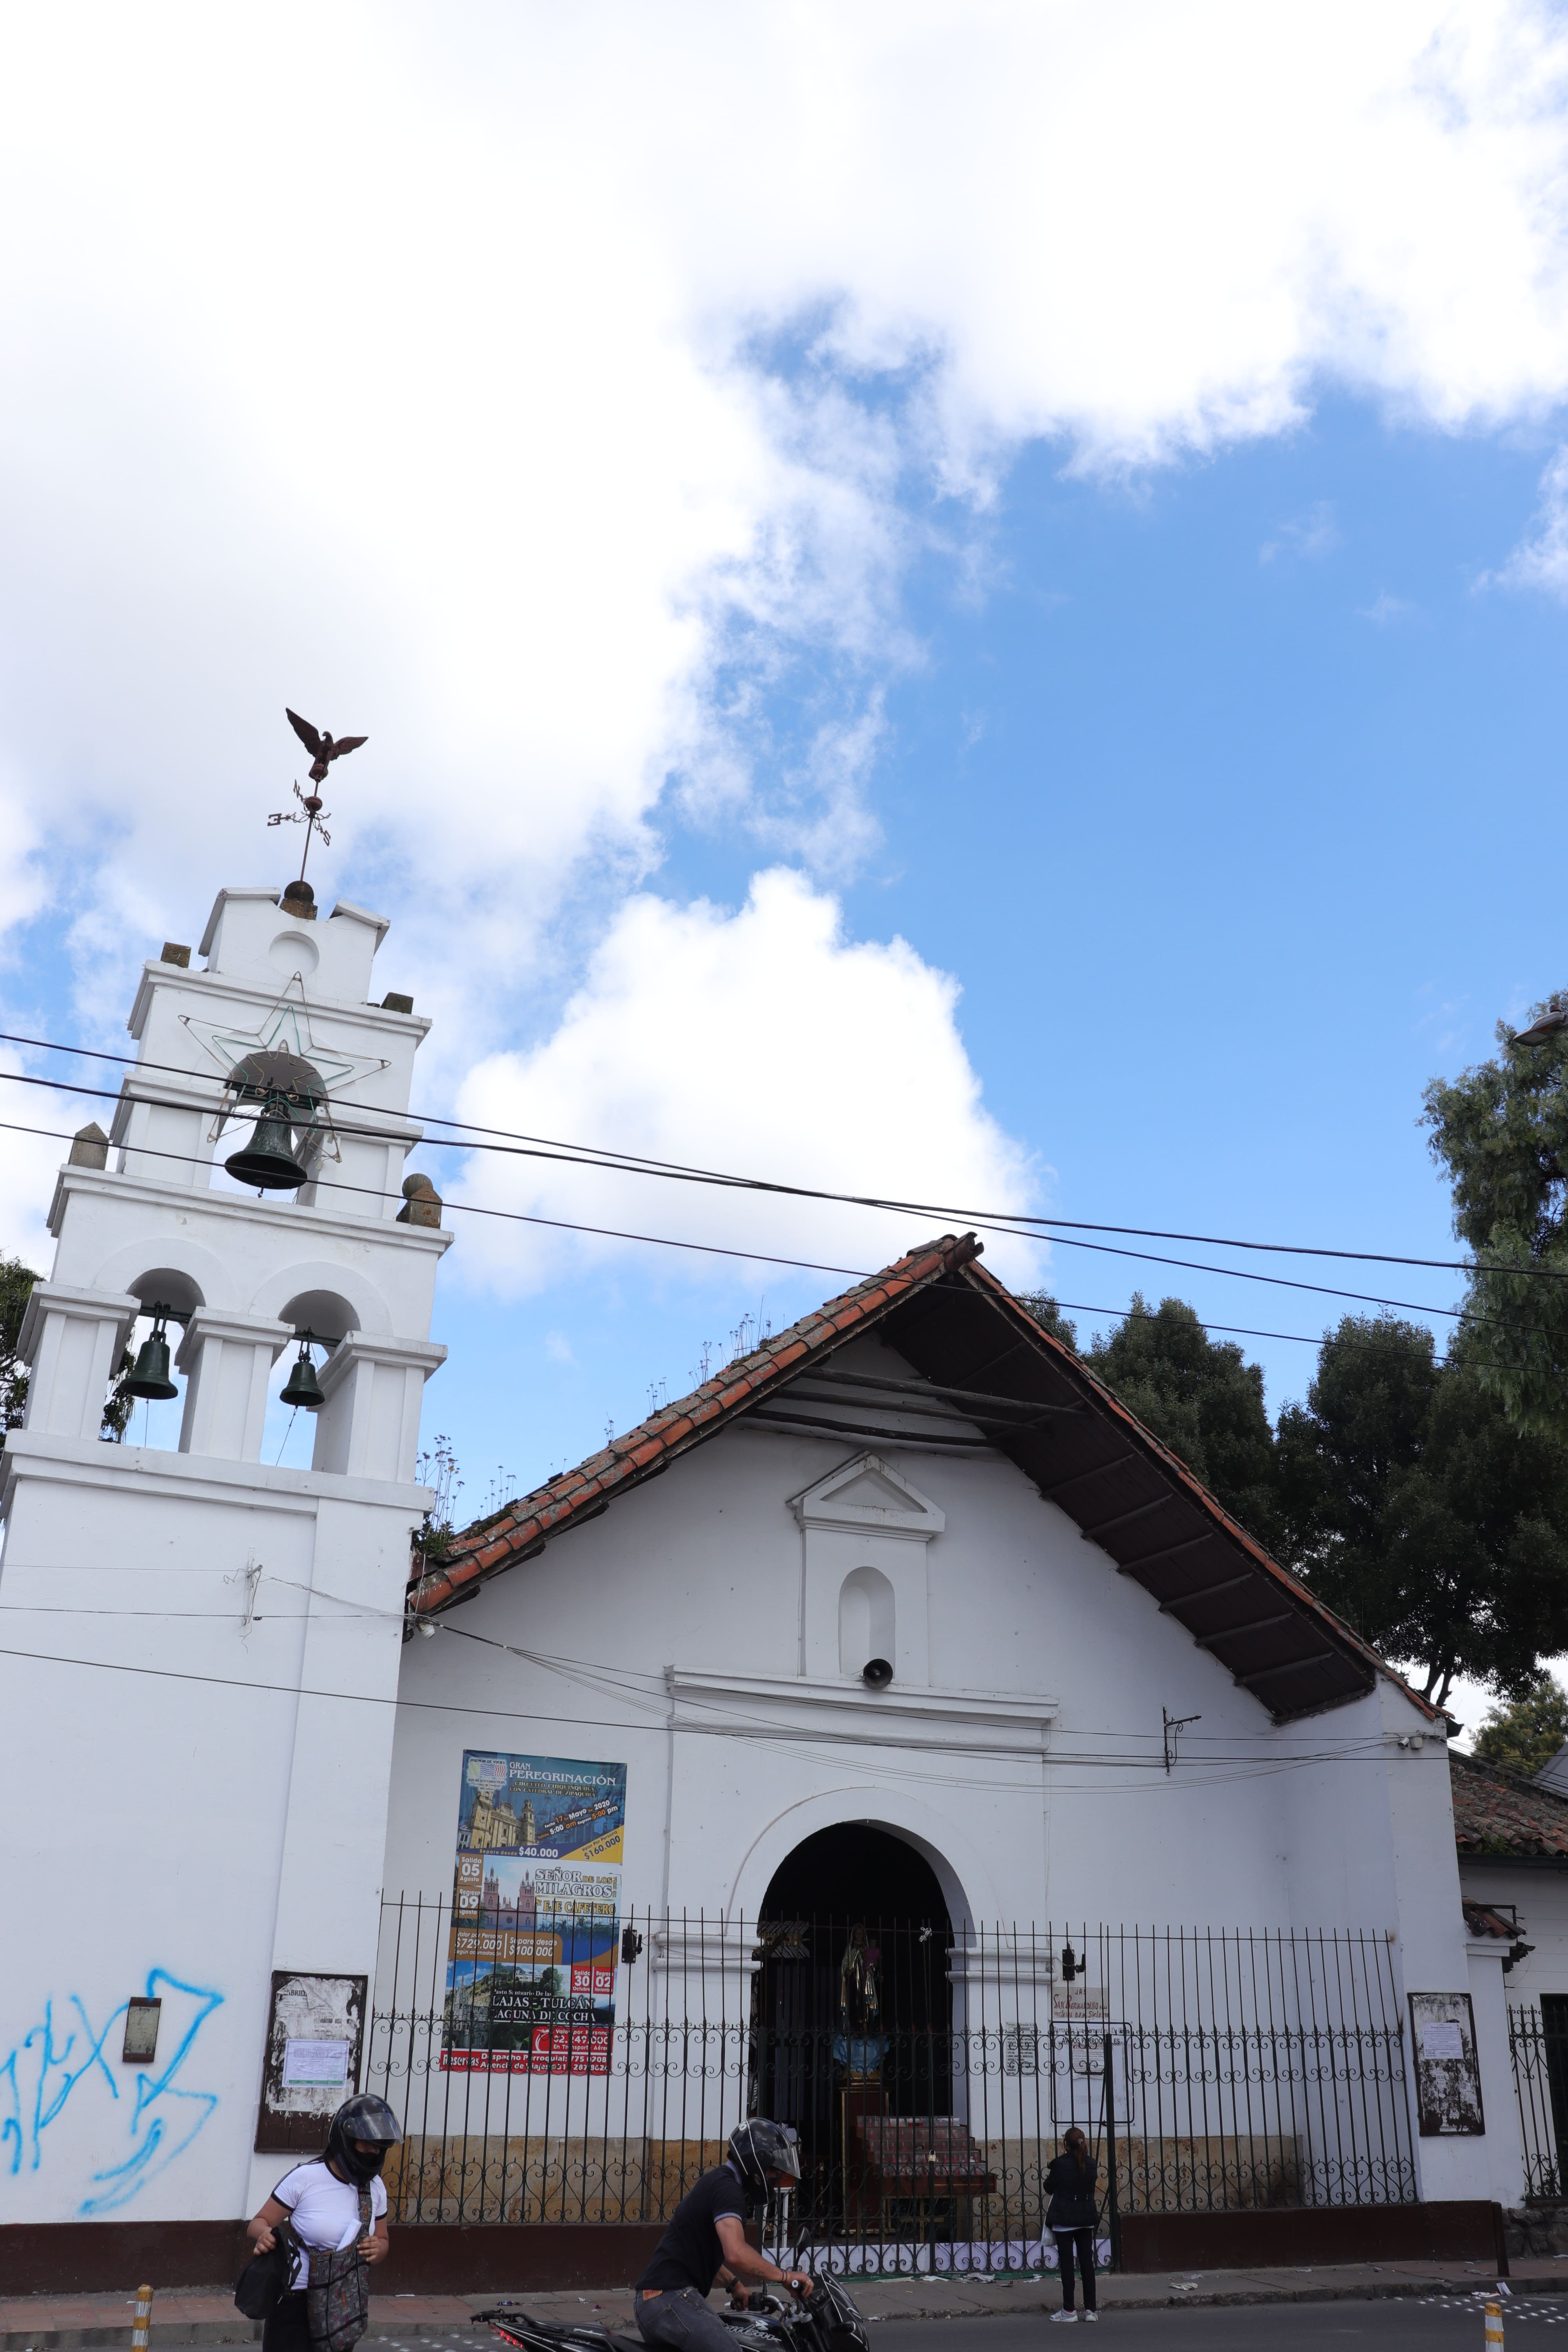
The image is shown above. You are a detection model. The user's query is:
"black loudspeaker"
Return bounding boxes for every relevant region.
[861,1657,893,1688]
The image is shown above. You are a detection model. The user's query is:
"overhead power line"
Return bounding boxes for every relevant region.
[1,1024,1563,1284]
[0,1060,1550,1332]
[0,1105,1552,1374]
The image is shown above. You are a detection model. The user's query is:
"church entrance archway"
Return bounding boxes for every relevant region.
[752,1823,955,2237]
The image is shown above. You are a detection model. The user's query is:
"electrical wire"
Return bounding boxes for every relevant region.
[3,1022,1565,1283]
[0,1642,1436,1794]
[3,1105,1553,1376]
[1,1090,1562,1356]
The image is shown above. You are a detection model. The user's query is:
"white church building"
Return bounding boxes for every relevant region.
[0,882,1555,2292]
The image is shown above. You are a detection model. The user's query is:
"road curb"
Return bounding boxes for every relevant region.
[1,2273,1555,2347]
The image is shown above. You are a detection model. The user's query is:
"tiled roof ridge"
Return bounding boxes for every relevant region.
[408,1230,982,1613]
[957,1260,1435,1720]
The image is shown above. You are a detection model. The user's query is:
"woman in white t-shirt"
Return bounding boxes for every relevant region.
[247,2094,400,2352]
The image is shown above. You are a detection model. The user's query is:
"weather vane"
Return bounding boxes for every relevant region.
[269,707,368,882]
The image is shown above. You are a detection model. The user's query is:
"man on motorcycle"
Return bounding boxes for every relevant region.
[633,2120,812,2352]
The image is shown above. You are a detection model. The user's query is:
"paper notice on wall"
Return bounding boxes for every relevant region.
[442,1749,627,2078]
[1418,2020,1465,2061]
[281,2037,352,2087]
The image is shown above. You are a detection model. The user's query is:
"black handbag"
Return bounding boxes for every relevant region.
[235,2216,299,2320]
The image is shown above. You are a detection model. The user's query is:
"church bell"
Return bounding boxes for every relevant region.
[280,1335,325,1412]
[125,1311,179,1401]
[225,1086,309,1191]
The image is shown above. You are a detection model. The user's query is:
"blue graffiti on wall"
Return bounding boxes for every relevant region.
[0,1968,223,2213]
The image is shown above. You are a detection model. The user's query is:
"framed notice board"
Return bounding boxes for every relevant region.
[1408,1991,1484,2136]
[255,1971,368,2154]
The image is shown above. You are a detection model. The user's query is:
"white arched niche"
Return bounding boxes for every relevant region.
[839,1563,896,1677]
[790,1450,943,1684]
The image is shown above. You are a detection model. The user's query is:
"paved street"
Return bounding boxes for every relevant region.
[356,2304,1566,2352]
[873,2307,1564,2347]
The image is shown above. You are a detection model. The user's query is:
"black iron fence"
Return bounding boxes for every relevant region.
[365,1903,1415,2263]
[1511,1999,1568,2200]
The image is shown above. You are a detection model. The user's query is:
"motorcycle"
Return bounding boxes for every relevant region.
[477,2270,869,2352]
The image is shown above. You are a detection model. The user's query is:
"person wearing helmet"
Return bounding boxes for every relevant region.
[633,2120,810,2352]
[245,2094,402,2352]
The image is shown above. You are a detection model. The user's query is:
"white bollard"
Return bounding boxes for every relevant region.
[1485,2298,1504,2352]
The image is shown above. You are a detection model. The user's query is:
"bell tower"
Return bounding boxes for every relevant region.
[0,882,450,2242]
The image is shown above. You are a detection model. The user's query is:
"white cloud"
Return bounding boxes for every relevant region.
[448,868,1041,1293]
[0,1061,87,1270]
[0,2,1565,1000]
[1489,444,1568,595]
[1359,591,1417,623]
[4,1,1568,1264]
[1259,502,1341,564]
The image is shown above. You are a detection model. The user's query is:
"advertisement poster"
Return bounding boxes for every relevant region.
[442,1749,627,2077]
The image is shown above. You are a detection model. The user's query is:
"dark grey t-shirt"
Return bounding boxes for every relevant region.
[635,2163,746,2293]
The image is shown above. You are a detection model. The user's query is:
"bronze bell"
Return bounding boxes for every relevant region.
[280,1335,325,1412]
[125,1311,179,1401]
[226,1086,309,1191]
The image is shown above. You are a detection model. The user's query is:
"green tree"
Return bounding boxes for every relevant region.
[0,1254,40,1434]
[1087,1294,1283,1550]
[1473,1679,1568,1779]
[1018,1289,1282,1546]
[1424,995,1568,1441]
[1276,1314,1568,1708]
[1015,1292,1079,1351]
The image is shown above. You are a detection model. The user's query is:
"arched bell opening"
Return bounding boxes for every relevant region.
[267,1287,357,1462]
[278,1289,357,1348]
[752,1824,954,2234]
[116,1270,205,1450]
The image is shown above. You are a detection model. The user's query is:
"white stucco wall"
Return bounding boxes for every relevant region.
[379,1326,1494,2203]
[0,890,448,2232]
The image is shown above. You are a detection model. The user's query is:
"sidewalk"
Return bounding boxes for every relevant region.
[4,2261,1566,2348]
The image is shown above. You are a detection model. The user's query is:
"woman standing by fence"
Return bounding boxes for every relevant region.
[1044,2127,1098,2323]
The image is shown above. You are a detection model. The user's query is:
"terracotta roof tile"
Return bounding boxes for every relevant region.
[408,1231,983,1613]
[1452,1749,1568,1861]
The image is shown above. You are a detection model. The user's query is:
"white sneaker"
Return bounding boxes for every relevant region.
[1050,2312,1077,2323]
[1082,2313,1098,2323]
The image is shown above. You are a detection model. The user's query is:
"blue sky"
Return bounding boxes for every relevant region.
[416,399,1568,1499]
[4,5,1568,1731]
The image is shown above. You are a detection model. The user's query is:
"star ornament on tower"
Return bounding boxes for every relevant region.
[181,985,390,1183]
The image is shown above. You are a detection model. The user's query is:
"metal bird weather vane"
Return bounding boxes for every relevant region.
[269,707,368,882]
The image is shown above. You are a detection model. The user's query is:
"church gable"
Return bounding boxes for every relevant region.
[414,1230,1423,1726]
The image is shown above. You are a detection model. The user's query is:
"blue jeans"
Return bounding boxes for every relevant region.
[635,2289,736,2352]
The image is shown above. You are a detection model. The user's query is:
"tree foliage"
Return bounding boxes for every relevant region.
[1016,1292,1078,1352]
[1016,1289,1283,1550]
[1473,1679,1568,1780]
[1276,1316,1568,1708]
[1016,1281,1568,1708]
[0,1254,37,1434]
[1083,1294,1285,1552]
[1424,995,1568,1442]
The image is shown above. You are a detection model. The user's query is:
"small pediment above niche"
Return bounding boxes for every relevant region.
[789,1450,945,1536]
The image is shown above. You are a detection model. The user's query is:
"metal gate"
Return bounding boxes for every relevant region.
[1511,1999,1568,2200]
[365,1902,1416,2266]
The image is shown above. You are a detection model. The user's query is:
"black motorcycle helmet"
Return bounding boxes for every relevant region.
[326,2092,403,2183]
[727,2118,801,2197]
